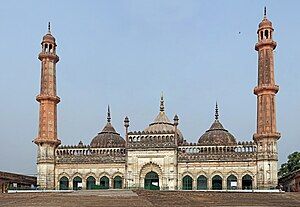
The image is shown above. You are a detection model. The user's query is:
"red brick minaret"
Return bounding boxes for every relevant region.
[34,23,60,189]
[253,8,281,189]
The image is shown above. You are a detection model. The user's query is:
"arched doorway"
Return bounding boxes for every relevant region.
[182,175,193,190]
[113,176,122,189]
[144,171,159,190]
[73,176,82,190]
[227,174,237,190]
[100,176,109,189]
[59,176,69,190]
[86,176,96,190]
[242,174,253,189]
[197,175,207,190]
[212,175,222,190]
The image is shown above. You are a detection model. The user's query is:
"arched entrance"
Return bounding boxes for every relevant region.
[182,175,193,190]
[144,171,160,190]
[227,174,237,190]
[197,175,207,190]
[113,176,122,189]
[242,174,253,189]
[86,176,96,190]
[100,176,109,189]
[73,176,82,190]
[59,176,69,190]
[212,175,222,190]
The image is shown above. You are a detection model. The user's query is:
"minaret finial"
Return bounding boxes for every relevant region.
[215,102,219,120]
[160,92,164,112]
[264,6,267,18]
[107,105,111,123]
[48,22,51,34]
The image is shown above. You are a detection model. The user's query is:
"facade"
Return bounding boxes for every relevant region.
[34,10,281,190]
[0,171,37,193]
[279,169,300,192]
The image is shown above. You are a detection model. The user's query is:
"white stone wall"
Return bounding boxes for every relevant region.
[178,161,257,190]
[55,163,125,190]
[127,148,177,190]
[36,143,56,189]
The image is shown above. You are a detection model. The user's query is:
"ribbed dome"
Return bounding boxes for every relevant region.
[144,95,184,143]
[198,104,236,146]
[90,106,125,148]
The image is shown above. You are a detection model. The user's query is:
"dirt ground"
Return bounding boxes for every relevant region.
[0,190,300,207]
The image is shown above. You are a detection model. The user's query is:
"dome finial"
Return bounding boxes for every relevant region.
[48,22,51,34]
[160,92,164,112]
[264,6,267,18]
[107,105,111,123]
[215,102,219,120]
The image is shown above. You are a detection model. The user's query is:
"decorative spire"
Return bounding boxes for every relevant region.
[215,102,219,120]
[48,22,51,34]
[264,6,267,19]
[160,92,164,112]
[107,105,111,123]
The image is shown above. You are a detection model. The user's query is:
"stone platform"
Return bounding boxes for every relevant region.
[1,190,300,207]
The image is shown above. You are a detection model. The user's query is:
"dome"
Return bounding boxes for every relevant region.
[258,18,272,29]
[198,104,236,146]
[90,106,125,148]
[42,22,56,43]
[43,33,56,43]
[143,95,184,143]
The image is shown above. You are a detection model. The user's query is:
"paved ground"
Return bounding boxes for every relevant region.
[0,190,300,207]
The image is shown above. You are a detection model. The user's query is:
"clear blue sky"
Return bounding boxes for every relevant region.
[0,0,299,175]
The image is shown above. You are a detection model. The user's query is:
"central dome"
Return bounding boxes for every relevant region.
[198,104,236,146]
[144,95,184,143]
[90,106,125,148]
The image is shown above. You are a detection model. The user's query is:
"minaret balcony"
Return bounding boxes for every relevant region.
[34,137,61,146]
[38,52,59,62]
[36,94,60,103]
[253,85,279,95]
[253,132,281,141]
[255,40,276,51]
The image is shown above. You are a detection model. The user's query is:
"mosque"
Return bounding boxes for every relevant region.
[34,8,281,190]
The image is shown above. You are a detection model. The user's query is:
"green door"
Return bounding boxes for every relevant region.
[197,175,208,190]
[100,176,109,189]
[73,176,82,190]
[86,176,96,190]
[212,175,222,190]
[144,171,160,190]
[59,176,69,190]
[113,176,122,189]
[182,175,193,190]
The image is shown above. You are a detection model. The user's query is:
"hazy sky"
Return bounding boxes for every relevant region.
[0,0,299,176]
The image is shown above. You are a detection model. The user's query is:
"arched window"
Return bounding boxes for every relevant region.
[182,175,193,190]
[265,30,269,39]
[113,176,123,189]
[242,174,253,190]
[49,44,53,53]
[100,176,109,189]
[86,176,96,190]
[197,175,207,190]
[73,176,82,190]
[227,174,237,190]
[59,176,69,190]
[212,175,222,190]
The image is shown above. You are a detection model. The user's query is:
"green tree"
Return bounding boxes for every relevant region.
[279,151,300,177]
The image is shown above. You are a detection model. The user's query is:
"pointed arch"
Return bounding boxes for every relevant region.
[139,162,163,189]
